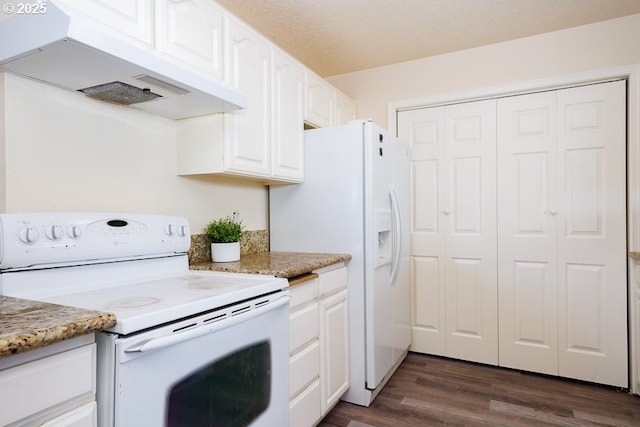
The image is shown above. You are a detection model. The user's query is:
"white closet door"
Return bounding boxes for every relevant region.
[557,81,627,387]
[398,107,447,356]
[497,80,627,387]
[398,100,498,365]
[497,91,559,375]
[444,100,498,364]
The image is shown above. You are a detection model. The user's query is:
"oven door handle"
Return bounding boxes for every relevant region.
[124,295,291,353]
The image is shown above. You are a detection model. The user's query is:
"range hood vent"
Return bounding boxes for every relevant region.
[0,3,247,119]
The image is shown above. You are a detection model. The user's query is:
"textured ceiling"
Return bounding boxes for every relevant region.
[215,0,640,77]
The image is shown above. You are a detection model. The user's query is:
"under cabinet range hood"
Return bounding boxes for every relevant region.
[0,3,247,119]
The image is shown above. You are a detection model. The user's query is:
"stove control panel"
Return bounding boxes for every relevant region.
[0,213,191,269]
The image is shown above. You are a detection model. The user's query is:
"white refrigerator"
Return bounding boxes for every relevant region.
[269,120,411,406]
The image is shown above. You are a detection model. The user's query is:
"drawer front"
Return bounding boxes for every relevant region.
[0,344,96,426]
[289,302,319,352]
[289,340,320,398]
[41,401,97,427]
[319,266,347,297]
[289,379,321,427]
[289,277,319,310]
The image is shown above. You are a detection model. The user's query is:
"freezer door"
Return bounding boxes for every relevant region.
[364,122,395,389]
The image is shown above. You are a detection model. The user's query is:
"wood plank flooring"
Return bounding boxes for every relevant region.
[319,352,640,427]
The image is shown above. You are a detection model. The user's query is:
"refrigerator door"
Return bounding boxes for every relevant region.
[364,122,395,389]
[391,141,412,364]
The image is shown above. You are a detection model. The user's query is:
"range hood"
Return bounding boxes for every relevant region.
[0,3,247,119]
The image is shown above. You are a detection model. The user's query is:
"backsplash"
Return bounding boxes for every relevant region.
[188,230,269,263]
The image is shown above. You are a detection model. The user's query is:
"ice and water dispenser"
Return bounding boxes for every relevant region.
[374,208,392,266]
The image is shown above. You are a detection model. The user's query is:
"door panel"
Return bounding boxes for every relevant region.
[399,80,627,386]
[398,108,447,356]
[557,81,627,387]
[497,91,558,374]
[399,100,497,365]
[498,81,627,386]
[444,100,497,365]
[411,256,445,354]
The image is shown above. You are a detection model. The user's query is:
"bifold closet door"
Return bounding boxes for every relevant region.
[398,100,498,365]
[557,81,627,387]
[498,80,627,387]
[497,91,559,376]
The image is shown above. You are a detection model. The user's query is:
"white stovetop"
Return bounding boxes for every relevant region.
[41,271,287,334]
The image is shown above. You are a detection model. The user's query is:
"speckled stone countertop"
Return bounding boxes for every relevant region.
[0,296,116,358]
[190,251,351,278]
[630,252,640,260]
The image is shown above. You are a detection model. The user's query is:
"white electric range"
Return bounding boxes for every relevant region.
[0,212,290,427]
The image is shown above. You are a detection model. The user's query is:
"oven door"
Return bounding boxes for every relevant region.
[99,292,290,427]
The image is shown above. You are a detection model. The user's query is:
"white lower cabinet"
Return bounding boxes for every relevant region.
[288,264,349,427]
[0,335,96,427]
[319,288,349,414]
[40,402,97,427]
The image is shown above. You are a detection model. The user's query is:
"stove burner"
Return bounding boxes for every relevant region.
[108,297,161,309]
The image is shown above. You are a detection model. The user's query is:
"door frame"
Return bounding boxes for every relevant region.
[388,64,640,394]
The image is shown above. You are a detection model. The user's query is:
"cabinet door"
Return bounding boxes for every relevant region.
[271,47,304,182]
[497,91,559,375]
[54,0,153,46]
[319,289,349,415]
[224,16,270,177]
[155,0,226,81]
[305,71,334,128]
[335,91,356,125]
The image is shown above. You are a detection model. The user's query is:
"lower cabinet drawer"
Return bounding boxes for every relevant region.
[289,340,320,398]
[289,379,321,427]
[0,344,95,426]
[289,302,319,352]
[41,401,97,427]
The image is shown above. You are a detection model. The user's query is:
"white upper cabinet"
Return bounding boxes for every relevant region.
[224,13,271,177]
[305,71,335,128]
[271,47,305,182]
[53,0,153,46]
[177,12,306,183]
[155,0,226,81]
[335,90,357,126]
[305,70,357,128]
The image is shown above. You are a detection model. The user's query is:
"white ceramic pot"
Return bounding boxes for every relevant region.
[210,242,240,263]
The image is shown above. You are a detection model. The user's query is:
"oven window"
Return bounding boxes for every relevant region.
[166,341,271,427]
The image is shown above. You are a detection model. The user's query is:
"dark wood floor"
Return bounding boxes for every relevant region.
[319,352,640,427]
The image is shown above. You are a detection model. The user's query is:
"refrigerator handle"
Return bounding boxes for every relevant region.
[389,186,402,286]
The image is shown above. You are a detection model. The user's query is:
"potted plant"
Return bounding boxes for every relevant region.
[204,215,244,262]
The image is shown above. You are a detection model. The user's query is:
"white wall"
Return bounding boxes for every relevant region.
[0,74,268,232]
[327,13,640,128]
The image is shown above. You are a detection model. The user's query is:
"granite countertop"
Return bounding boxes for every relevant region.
[0,296,116,358]
[189,251,351,278]
[0,251,349,359]
[630,252,640,260]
